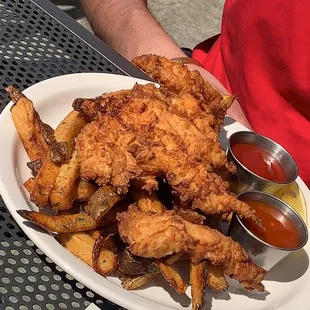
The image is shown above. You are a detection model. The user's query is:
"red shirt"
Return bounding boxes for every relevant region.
[193,0,310,187]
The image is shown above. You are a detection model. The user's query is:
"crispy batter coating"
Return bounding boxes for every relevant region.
[74,55,259,223]
[132,54,235,131]
[117,206,266,292]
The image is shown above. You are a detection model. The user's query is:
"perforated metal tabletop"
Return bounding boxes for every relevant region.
[0,0,148,309]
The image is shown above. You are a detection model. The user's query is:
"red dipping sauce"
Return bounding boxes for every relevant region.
[231,143,286,182]
[242,200,300,249]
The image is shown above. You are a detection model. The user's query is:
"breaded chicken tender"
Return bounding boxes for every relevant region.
[117,206,266,292]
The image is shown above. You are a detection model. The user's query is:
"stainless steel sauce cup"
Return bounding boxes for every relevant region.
[228,191,308,271]
[227,131,298,194]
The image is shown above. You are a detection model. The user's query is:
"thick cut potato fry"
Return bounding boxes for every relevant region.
[158,262,187,294]
[57,232,116,275]
[130,189,165,214]
[203,216,228,291]
[23,178,34,193]
[30,159,60,208]
[85,186,124,221]
[17,210,105,233]
[7,86,49,161]
[50,150,80,210]
[75,180,98,200]
[190,261,206,310]
[205,261,228,291]
[165,252,184,265]
[54,110,86,158]
[30,111,86,208]
[121,273,155,290]
[87,230,115,250]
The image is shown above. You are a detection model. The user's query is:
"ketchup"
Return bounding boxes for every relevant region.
[231,143,286,182]
[242,200,300,249]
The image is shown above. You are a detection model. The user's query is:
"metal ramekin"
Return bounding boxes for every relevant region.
[227,131,298,194]
[228,191,308,271]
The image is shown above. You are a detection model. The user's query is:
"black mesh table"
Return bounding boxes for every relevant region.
[0,0,149,309]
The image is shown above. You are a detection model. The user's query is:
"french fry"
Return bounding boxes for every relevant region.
[23,178,34,193]
[92,225,118,272]
[165,252,184,265]
[88,230,115,250]
[204,216,228,291]
[85,186,124,221]
[190,261,206,310]
[205,261,228,291]
[158,262,187,294]
[57,232,116,275]
[53,110,86,158]
[88,229,102,240]
[30,111,86,208]
[121,273,155,290]
[6,86,49,162]
[75,180,98,200]
[50,150,80,210]
[130,189,165,215]
[17,211,106,233]
[120,252,185,291]
[30,159,60,208]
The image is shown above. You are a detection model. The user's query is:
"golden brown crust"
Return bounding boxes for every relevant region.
[75,86,257,222]
[117,206,266,292]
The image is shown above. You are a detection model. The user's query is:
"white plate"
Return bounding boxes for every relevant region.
[0,73,309,310]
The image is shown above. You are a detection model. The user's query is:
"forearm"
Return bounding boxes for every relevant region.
[81,0,185,61]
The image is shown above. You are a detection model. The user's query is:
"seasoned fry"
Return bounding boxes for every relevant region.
[204,216,228,291]
[118,247,158,276]
[205,261,228,291]
[85,186,124,221]
[23,178,34,193]
[158,262,187,294]
[131,189,165,215]
[17,210,105,233]
[57,232,116,275]
[88,230,115,250]
[40,122,67,164]
[30,111,86,208]
[75,180,98,200]
[190,261,206,310]
[7,86,49,162]
[50,150,80,210]
[92,225,118,272]
[30,159,60,208]
[88,229,102,240]
[165,252,184,265]
[121,273,155,290]
[54,110,86,158]
[27,159,43,176]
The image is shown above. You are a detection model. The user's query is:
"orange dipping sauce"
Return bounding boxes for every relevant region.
[231,143,286,182]
[242,200,300,249]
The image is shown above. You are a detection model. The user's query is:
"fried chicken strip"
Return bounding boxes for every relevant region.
[117,206,266,292]
[132,54,235,131]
